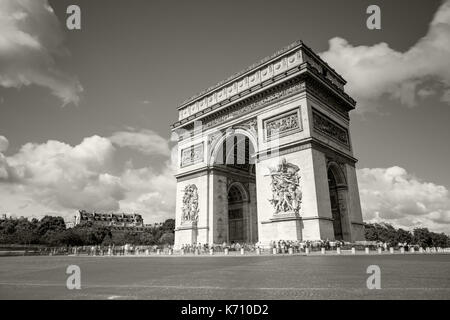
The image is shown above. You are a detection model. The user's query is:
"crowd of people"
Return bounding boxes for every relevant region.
[34,244,174,256]
[179,239,446,253]
[179,239,351,254]
[12,239,448,257]
[180,242,257,253]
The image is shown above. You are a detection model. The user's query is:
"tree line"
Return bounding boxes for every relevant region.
[0,215,175,246]
[364,222,449,248]
[1,216,448,247]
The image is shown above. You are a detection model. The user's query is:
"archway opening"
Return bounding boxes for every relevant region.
[228,185,245,243]
[213,133,256,172]
[328,167,343,240]
[212,131,258,244]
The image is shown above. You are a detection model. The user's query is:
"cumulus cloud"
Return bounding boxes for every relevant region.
[109,129,171,156]
[0,135,8,152]
[357,166,450,233]
[320,0,450,112]
[0,135,10,179]
[0,132,176,223]
[119,163,176,222]
[2,132,450,232]
[0,135,123,211]
[0,0,83,105]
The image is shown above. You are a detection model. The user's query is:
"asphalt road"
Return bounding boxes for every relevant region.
[0,254,449,299]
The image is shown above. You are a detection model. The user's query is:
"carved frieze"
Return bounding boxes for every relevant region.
[312,110,349,147]
[181,142,204,167]
[264,109,302,141]
[181,184,199,223]
[266,159,302,215]
[234,118,257,133]
[203,81,305,131]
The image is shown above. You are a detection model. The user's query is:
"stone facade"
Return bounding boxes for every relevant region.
[172,41,364,247]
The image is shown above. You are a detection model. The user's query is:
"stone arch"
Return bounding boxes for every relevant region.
[227,181,249,244]
[327,161,351,241]
[208,129,258,245]
[327,161,347,187]
[227,181,249,203]
[208,128,258,166]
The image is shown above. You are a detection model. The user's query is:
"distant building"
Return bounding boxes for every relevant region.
[74,210,149,232]
[65,221,75,229]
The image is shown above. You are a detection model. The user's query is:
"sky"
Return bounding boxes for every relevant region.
[0,0,449,234]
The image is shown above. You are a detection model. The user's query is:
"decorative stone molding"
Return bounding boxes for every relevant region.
[207,130,223,147]
[227,179,250,195]
[178,48,303,121]
[326,159,348,187]
[181,142,204,167]
[203,81,305,131]
[233,118,257,133]
[181,184,199,223]
[177,41,349,123]
[257,141,313,161]
[312,110,349,147]
[306,78,352,119]
[207,118,257,156]
[260,216,334,224]
[263,108,302,141]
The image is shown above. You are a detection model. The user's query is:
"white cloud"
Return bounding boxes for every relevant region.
[0,155,8,180]
[0,0,83,105]
[2,133,450,232]
[0,135,10,179]
[320,0,450,112]
[357,166,450,233]
[0,136,123,212]
[119,163,176,222]
[0,135,8,152]
[0,132,176,223]
[109,129,171,156]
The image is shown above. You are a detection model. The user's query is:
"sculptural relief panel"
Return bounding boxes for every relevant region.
[267,159,302,215]
[263,109,302,141]
[181,184,199,223]
[181,142,204,167]
[312,110,349,147]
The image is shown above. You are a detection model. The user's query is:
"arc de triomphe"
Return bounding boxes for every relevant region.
[171,41,365,247]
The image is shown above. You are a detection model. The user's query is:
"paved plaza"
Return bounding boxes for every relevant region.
[0,254,449,299]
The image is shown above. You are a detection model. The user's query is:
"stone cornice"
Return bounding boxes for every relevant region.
[173,66,306,129]
[175,41,354,124]
[255,137,357,164]
[175,167,209,181]
[175,225,209,231]
[172,65,355,131]
[175,165,255,182]
[179,41,347,108]
[311,139,358,164]
[261,216,334,224]
[179,40,303,107]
